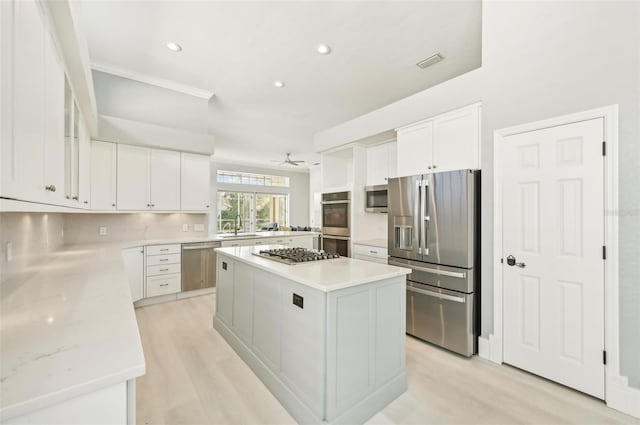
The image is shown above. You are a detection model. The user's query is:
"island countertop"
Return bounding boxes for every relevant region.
[216,245,410,292]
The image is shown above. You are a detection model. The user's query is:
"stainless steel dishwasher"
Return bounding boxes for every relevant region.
[181,242,222,292]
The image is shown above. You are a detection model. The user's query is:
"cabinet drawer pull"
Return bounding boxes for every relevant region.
[159,283,169,287]
[159,259,168,262]
[369,250,378,254]
[160,268,169,272]
[160,248,169,251]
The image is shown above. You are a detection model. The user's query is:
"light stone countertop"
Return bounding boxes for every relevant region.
[216,245,410,292]
[138,230,320,246]
[0,231,318,420]
[353,238,388,249]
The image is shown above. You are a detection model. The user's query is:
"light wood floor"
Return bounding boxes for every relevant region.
[135,295,638,425]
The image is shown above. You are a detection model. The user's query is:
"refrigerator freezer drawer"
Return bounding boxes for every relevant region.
[406,282,476,356]
[389,257,474,293]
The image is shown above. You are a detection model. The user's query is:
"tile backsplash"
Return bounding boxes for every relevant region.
[62,213,209,245]
[0,212,65,285]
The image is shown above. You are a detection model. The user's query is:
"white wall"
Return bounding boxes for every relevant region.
[482,0,640,386]
[0,213,65,286]
[209,161,310,233]
[93,71,214,154]
[62,213,209,245]
[313,1,640,387]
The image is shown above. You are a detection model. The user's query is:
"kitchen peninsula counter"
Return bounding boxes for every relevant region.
[213,246,410,425]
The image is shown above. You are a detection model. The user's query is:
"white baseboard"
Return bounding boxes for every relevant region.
[478,337,490,360]
[607,375,640,418]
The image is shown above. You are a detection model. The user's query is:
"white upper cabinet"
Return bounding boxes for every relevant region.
[181,153,211,211]
[366,141,397,186]
[117,144,151,210]
[90,141,117,210]
[44,30,66,206]
[432,105,480,173]
[396,121,433,177]
[12,0,46,202]
[117,145,184,211]
[396,103,481,177]
[78,118,91,208]
[150,149,181,211]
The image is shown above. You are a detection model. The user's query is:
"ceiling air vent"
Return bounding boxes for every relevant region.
[416,53,444,69]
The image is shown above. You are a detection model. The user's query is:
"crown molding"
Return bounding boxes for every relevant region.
[91,62,214,100]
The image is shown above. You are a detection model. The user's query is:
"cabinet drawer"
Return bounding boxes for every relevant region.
[147,263,181,276]
[146,253,181,266]
[146,273,181,297]
[353,244,388,259]
[354,254,389,264]
[146,244,181,256]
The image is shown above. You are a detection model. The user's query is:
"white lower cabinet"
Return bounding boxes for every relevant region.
[145,274,181,298]
[214,256,406,423]
[122,247,144,303]
[353,244,388,264]
[144,244,181,298]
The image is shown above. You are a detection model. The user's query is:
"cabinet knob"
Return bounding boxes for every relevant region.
[83,200,88,204]
[206,205,210,208]
[45,184,56,192]
[432,164,437,169]
[151,204,155,207]
[112,203,116,207]
[147,204,151,207]
[427,166,432,170]
[72,196,79,200]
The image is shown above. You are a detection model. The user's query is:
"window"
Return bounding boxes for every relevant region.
[217,191,289,233]
[217,170,289,187]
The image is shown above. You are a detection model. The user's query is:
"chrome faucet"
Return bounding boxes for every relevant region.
[234,214,243,236]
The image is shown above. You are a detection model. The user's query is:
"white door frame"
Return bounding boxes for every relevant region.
[489,105,638,417]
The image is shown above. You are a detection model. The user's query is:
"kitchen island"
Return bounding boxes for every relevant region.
[213,246,411,425]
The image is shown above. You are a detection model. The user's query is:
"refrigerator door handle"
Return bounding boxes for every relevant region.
[421,178,429,256]
[388,259,467,279]
[416,178,423,254]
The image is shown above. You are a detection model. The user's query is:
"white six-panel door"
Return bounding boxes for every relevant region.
[502,118,605,398]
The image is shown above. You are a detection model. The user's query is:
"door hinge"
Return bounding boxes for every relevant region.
[603,350,607,365]
[602,245,607,260]
[602,141,606,156]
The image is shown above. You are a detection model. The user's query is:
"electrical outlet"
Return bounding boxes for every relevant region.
[99,227,107,236]
[194,223,205,232]
[5,241,13,262]
[182,224,189,232]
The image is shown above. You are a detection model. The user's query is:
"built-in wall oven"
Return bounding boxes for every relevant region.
[321,191,350,257]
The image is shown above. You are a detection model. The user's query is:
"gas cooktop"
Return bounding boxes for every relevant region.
[253,248,340,265]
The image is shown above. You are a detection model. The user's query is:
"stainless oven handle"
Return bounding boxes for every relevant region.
[321,200,351,205]
[388,259,466,279]
[322,235,350,241]
[407,284,465,303]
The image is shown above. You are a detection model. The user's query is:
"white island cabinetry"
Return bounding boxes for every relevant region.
[214,246,410,425]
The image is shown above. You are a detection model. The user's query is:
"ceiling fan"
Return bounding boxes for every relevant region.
[271,153,305,167]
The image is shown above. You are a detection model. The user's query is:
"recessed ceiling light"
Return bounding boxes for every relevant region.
[317,44,332,55]
[274,81,285,88]
[166,42,182,52]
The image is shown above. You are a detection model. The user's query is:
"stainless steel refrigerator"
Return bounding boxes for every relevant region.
[387,169,480,356]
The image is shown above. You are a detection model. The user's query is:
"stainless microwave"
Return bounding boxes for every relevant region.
[365,185,388,213]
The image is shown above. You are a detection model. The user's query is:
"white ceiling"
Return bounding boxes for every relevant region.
[80,0,481,168]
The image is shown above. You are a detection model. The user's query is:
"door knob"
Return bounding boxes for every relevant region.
[506,255,526,268]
